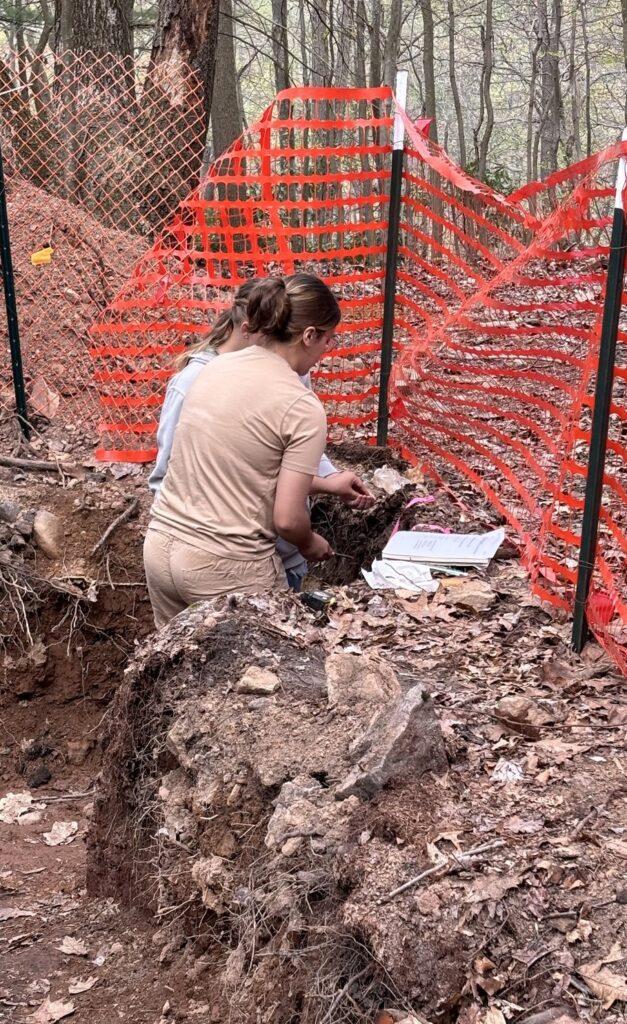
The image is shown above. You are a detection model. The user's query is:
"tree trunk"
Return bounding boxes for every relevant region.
[55,0,134,57]
[623,0,627,122]
[475,0,494,181]
[369,0,382,88]
[580,0,591,155]
[538,0,562,179]
[150,0,220,128]
[298,0,310,86]
[383,0,403,87]
[310,0,330,86]
[271,0,290,92]
[447,0,466,166]
[526,30,541,185]
[420,0,438,142]
[566,8,582,162]
[211,0,243,157]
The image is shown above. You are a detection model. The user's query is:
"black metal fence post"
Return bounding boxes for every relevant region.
[0,138,30,440]
[377,69,408,446]
[571,130,627,652]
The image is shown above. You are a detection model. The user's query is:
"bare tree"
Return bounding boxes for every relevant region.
[565,6,582,162]
[579,0,591,155]
[526,24,542,183]
[369,0,382,89]
[420,0,438,142]
[383,0,403,88]
[618,0,622,120]
[212,0,243,157]
[310,0,330,86]
[447,0,466,166]
[271,0,290,91]
[474,0,494,180]
[537,0,562,178]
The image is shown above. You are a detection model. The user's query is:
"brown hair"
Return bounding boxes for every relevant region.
[246,273,341,344]
[176,278,260,370]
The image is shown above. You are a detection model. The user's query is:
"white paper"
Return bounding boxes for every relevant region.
[362,559,439,594]
[383,528,505,567]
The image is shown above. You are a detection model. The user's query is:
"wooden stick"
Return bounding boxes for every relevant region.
[377,839,505,905]
[0,454,73,472]
[41,790,93,804]
[91,497,139,556]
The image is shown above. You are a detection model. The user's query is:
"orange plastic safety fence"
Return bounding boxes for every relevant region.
[90,86,395,460]
[0,50,204,438]
[390,116,627,673]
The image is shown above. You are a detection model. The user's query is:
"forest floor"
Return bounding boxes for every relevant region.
[0,434,626,1024]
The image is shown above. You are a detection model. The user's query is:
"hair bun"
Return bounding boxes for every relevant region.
[247,277,292,339]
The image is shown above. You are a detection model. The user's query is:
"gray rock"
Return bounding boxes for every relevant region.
[235,665,280,695]
[335,685,447,800]
[33,509,63,559]
[325,651,401,709]
[14,511,35,538]
[0,500,19,523]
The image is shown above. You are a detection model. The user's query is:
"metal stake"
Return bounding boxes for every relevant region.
[0,139,29,439]
[377,68,408,446]
[571,127,627,651]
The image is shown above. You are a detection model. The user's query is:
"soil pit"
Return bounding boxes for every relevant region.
[311,442,506,586]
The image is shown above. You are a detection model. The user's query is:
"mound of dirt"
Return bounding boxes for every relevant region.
[0,176,145,446]
[88,592,450,1021]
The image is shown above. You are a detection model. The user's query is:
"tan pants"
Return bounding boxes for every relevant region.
[143,529,288,629]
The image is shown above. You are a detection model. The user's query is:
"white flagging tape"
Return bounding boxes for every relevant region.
[393,69,409,152]
[614,126,627,211]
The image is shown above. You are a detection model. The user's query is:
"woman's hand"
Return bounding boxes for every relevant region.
[299,532,334,562]
[321,471,376,509]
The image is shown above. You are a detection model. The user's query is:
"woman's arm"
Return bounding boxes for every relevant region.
[148,384,186,495]
[274,468,333,560]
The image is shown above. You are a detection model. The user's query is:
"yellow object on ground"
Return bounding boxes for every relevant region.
[30,246,54,266]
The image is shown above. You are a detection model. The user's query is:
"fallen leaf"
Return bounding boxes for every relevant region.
[602,942,624,964]
[0,791,46,824]
[68,977,98,994]
[466,872,523,904]
[481,1010,506,1024]
[439,577,496,613]
[503,815,544,834]
[30,376,60,420]
[29,998,75,1023]
[578,961,627,1008]
[57,936,88,956]
[567,919,592,943]
[43,822,78,846]
[0,906,36,921]
[606,839,627,859]
[491,758,524,783]
[534,739,591,765]
[495,695,552,739]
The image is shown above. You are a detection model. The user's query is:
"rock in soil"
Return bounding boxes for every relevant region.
[33,509,63,559]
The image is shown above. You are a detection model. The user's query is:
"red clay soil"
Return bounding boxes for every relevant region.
[0,177,145,441]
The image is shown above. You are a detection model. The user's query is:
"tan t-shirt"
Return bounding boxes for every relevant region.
[150,346,327,560]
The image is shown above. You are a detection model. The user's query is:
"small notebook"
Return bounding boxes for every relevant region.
[382,527,505,568]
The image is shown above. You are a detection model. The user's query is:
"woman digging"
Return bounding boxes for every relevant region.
[144,273,373,627]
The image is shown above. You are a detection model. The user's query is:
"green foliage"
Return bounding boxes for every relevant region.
[464,159,514,195]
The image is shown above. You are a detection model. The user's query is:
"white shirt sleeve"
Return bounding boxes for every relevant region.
[299,373,337,478]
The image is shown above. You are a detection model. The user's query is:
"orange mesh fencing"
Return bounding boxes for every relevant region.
[1,72,623,672]
[90,86,395,460]
[0,50,204,438]
[390,119,627,672]
[90,87,627,670]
